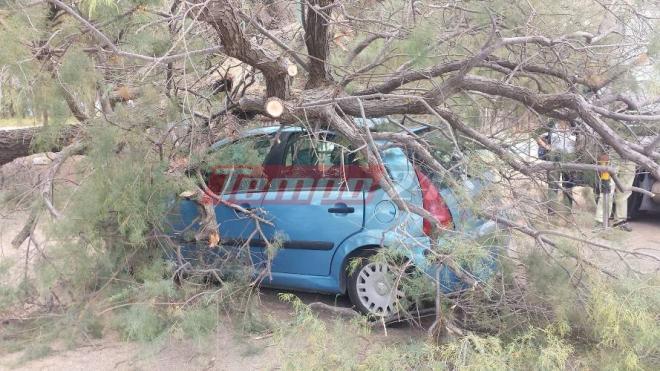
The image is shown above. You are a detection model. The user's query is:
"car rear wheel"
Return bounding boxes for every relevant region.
[347,253,405,317]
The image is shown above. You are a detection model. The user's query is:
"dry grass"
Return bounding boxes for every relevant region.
[0,118,41,128]
[0,117,77,128]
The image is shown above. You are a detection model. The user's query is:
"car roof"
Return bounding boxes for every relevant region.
[209,121,431,150]
[209,126,302,150]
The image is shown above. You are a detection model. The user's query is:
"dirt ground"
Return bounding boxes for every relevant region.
[0,210,428,371]
[1,214,658,370]
[0,287,426,371]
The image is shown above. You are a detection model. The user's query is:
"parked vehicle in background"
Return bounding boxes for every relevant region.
[165,124,504,317]
[628,132,660,218]
[628,169,660,218]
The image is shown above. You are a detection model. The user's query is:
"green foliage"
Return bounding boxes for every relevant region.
[439,326,573,370]
[180,304,218,339]
[0,284,18,314]
[0,2,657,368]
[80,0,118,17]
[59,49,98,91]
[54,122,181,247]
[238,307,274,336]
[397,21,436,67]
[585,277,660,370]
[0,12,37,68]
[436,237,491,270]
[204,134,272,168]
[124,24,173,57]
[46,47,99,127]
[277,293,371,370]
[525,248,575,299]
[275,294,576,370]
[115,305,167,342]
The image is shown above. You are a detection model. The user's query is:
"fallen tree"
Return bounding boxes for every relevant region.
[0,1,659,367]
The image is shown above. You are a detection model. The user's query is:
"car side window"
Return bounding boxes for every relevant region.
[284,135,346,167]
[275,134,380,194]
[209,135,272,167]
[205,135,273,194]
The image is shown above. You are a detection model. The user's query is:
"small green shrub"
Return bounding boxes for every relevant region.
[17,343,52,363]
[180,305,218,339]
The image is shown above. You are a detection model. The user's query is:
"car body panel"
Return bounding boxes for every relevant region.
[257,192,366,276]
[166,196,267,267]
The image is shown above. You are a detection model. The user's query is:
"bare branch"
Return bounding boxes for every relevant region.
[46,0,223,64]
[344,33,386,64]
[237,10,309,72]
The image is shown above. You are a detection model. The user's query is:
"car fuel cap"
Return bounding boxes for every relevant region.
[374,200,397,223]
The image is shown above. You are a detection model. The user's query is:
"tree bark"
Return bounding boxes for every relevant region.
[0,126,80,166]
[304,0,334,88]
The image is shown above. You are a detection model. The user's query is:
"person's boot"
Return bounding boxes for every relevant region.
[613,220,632,232]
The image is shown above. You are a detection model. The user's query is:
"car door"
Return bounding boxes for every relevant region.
[169,133,276,268]
[257,133,367,276]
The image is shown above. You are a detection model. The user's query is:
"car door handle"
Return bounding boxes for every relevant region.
[328,204,355,214]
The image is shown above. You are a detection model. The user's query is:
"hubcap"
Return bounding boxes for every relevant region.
[356,262,404,317]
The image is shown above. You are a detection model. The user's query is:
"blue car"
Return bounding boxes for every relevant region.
[165,125,501,317]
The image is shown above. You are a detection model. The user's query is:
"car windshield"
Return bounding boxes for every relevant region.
[206,134,274,168]
[283,133,357,168]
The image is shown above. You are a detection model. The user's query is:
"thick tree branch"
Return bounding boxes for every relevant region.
[487,59,603,90]
[354,30,624,96]
[456,76,660,163]
[192,0,291,98]
[355,60,468,96]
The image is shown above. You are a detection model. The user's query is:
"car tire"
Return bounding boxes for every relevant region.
[627,193,642,220]
[627,173,644,220]
[346,250,405,317]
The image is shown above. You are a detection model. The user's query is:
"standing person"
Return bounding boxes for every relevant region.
[536,121,552,161]
[536,120,578,216]
[594,155,636,231]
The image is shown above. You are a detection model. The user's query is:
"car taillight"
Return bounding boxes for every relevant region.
[415,169,453,236]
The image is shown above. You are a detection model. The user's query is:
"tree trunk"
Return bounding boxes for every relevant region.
[0,126,79,166]
[0,127,37,166]
[304,0,334,88]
